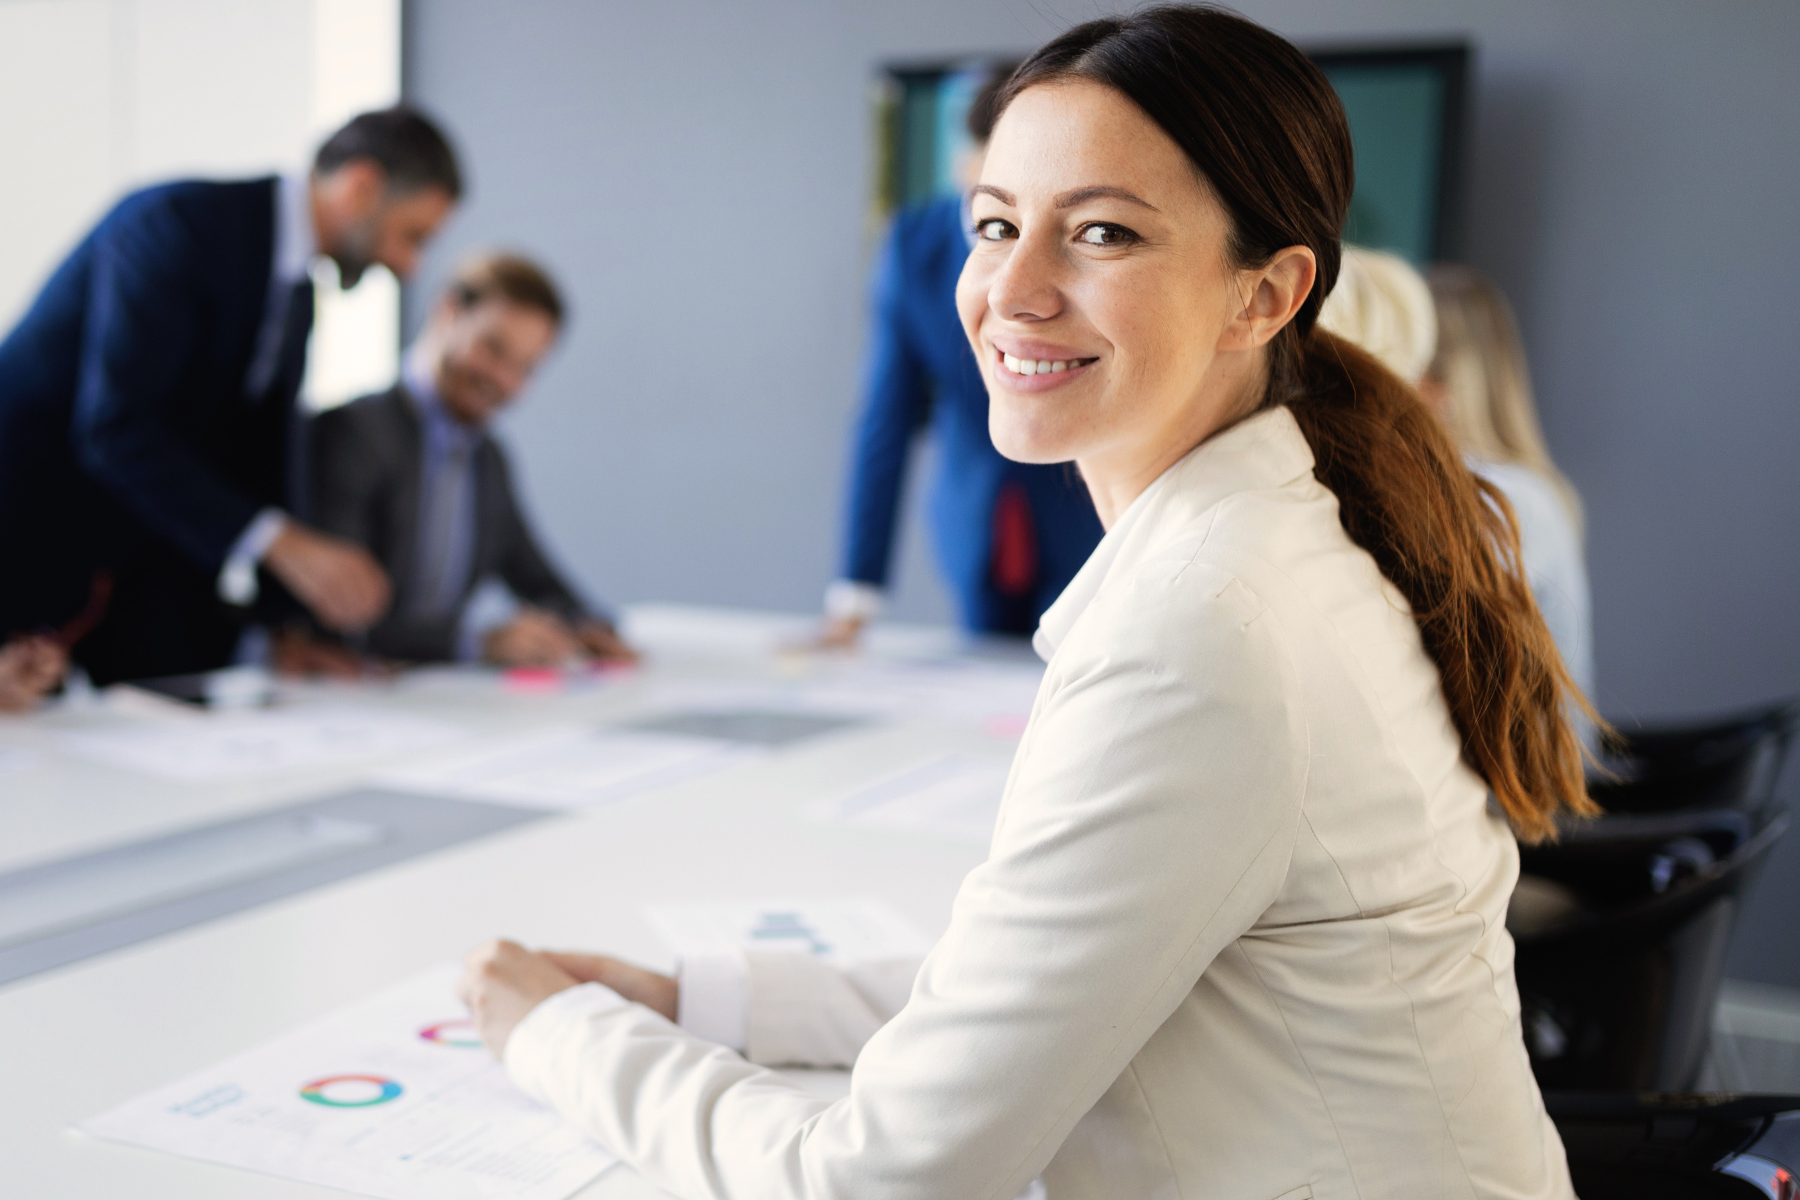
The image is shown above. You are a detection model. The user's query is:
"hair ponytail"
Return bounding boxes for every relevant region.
[1286,330,1597,840]
[1003,5,1597,841]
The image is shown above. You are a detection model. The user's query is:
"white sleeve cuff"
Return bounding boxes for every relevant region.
[677,950,749,1051]
[741,950,888,1067]
[824,579,885,622]
[218,508,288,606]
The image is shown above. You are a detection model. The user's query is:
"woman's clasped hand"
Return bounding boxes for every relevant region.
[457,941,676,1057]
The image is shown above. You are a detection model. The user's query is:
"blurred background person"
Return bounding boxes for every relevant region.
[303,252,634,670]
[1316,243,1438,384]
[1424,264,1594,703]
[1319,247,1593,705]
[0,107,460,686]
[819,63,1103,647]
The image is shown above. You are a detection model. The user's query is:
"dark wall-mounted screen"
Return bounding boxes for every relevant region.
[873,43,1470,265]
[1311,44,1470,263]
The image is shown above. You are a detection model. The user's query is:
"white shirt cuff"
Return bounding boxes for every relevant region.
[677,950,749,1051]
[824,579,885,622]
[218,508,288,606]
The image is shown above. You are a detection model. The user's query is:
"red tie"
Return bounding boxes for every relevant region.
[990,481,1039,597]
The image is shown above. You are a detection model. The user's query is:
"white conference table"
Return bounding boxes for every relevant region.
[0,605,1037,1199]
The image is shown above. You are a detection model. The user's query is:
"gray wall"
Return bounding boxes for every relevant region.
[406,1,1799,982]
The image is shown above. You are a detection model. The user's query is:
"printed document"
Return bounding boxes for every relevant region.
[812,754,1012,842]
[374,724,751,810]
[643,658,1043,735]
[57,707,458,782]
[80,963,615,1200]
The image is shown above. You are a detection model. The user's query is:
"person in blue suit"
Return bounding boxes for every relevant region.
[0,108,460,685]
[820,68,1102,644]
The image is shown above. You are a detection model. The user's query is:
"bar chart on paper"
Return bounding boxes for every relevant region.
[643,896,932,964]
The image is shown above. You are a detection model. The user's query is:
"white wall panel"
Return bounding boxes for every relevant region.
[0,0,117,328]
[305,0,401,410]
[0,0,402,404]
[124,0,312,182]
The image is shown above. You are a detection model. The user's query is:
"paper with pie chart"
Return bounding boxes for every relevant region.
[79,963,616,1200]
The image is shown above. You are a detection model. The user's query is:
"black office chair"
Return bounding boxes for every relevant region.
[1592,697,1799,815]
[1548,1092,1800,1199]
[1513,804,1788,1091]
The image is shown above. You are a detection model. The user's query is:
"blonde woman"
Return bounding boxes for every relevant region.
[1317,244,1437,385]
[1424,265,1594,700]
[1320,250,1593,704]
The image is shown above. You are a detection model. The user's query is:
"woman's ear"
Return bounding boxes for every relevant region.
[1220,245,1317,351]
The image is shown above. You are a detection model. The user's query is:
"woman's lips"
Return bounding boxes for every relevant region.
[989,345,1098,392]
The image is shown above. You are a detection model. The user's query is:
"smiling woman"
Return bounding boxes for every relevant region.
[456,7,1592,1199]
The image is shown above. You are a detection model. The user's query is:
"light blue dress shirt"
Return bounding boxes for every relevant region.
[400,354,482,622]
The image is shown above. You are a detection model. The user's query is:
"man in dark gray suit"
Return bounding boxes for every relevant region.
[303,253,634,668]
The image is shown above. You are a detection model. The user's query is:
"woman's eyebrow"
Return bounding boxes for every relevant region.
[971,183,1161,213]
[1056,185,1161,212]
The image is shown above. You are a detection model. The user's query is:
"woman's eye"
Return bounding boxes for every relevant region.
[1078,223,1137,247]
[975,218,1016,242]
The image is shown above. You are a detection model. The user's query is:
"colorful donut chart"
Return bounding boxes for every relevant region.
[298,1074,403,1107]
[418,1018,483,1049]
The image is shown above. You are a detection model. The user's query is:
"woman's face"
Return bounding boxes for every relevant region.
[957,79,1311,518]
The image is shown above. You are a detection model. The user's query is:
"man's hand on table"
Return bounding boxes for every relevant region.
[269,626,386,680]
[574,619,640,665]
[812,614,866,651]
[264,522,392,632]
[0,635,68,713]
[458,940,678,1058]
[482,608,583,667]
[780,614,864,656]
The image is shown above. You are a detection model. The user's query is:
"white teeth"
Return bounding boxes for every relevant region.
[1001,352,1086,376]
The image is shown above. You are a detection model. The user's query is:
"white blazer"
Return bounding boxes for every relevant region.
[506,406,1575,1200]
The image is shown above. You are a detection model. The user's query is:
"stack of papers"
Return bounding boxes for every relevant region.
[374,725,751,810]
[812,754,1013,843]
[81,964,615,1200]
[802,660,1044,727]
[56,707,458,781]
[644,657,1044,737]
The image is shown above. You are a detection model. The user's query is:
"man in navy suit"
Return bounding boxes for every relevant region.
[0,107,460,685]
[820,68,1103,644]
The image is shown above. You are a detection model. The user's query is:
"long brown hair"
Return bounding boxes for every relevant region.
[1001,5,1596,841]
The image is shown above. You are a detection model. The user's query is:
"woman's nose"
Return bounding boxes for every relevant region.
[988,233,1064,324]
